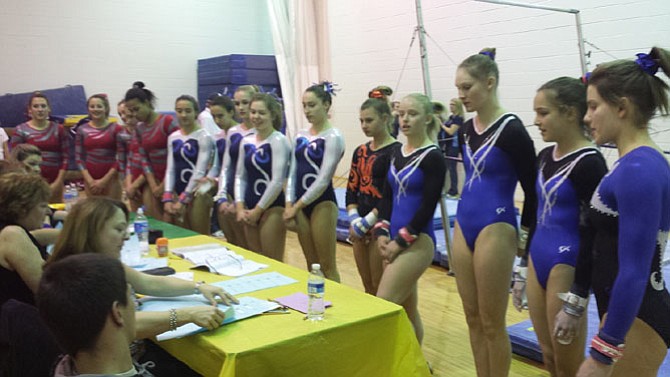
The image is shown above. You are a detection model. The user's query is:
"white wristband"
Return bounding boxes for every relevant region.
[363,212,377,226]
[348,208,359,217]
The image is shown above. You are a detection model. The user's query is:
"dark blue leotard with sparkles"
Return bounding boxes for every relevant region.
[457,113,537,250]
[377,145,446,244]
[529,146,606,289]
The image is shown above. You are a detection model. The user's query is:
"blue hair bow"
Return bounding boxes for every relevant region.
[635,53,659,76]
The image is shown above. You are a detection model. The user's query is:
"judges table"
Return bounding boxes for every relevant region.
[148,233,430,377]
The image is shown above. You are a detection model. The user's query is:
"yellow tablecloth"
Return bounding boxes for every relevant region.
[155,235,430,377]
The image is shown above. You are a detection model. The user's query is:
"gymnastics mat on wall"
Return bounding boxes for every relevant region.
[508,263,670,375]
[0,85,88,128]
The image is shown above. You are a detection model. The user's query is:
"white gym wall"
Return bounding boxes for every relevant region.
[0,0,274,111]
[328,0,670,176]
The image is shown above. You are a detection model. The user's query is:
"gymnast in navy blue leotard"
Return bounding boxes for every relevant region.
[452,48,537,375]
[162,95,215,234]
[373,93,445,346]
[283,82,344,282]
[457,112,537,250]
[234,93,290,261]
[555,47,670,375]
[524,73,609,377]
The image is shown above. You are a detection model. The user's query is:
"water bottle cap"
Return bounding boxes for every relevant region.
[311,263,320,271]
[137,207,144,215]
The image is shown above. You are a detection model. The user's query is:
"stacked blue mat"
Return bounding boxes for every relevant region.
[507,263,670,374]
[197,54,282,110]
[334,187,458,266]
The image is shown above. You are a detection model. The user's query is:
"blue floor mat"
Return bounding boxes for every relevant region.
[508,263,670,373]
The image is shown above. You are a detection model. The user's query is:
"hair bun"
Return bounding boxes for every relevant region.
[479,48,496,61]
[132,81,145,89]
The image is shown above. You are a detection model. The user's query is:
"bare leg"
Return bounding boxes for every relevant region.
[187,192,212,235]
[294,209,319,272]
[352,237,375,294]
[472,223,517,377]
[610,316,667,377]
[308,202,340,282]
[258,207,286,261]
[376,234,434,343]
[452,222,490,377]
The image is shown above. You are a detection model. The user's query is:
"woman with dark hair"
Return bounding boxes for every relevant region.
[346,97,400,294]
[524,77,607,376]
[75,94,125,200]
[10,92,69,203]
[214,85,259,248]
[10,143,42,175]
[162,95,215,234]
[284,82,345,281]
[372,93,445,343]
[234,93,291,261]
[48,197,237,337]
[452,48,537,376]
[555,47,670,377]
[0,173,51,306]
[124,82,177,219]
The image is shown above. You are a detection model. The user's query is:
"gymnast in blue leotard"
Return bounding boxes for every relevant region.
[523,77,608,377]
[214,85,259,248]
[162,95,215,234]
[554,47,670,377]
[373,93,445,345]
[284,82,345,282]
[452,48,537,376]
[234,93,290,262]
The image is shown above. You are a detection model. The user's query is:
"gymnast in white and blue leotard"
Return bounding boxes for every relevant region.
[234,93,291,261]
[162,95,215,234]
[214,85,259,248]
[284,82,345,282]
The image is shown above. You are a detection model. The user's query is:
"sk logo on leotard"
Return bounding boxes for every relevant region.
[496,207,506,215]
[558,246,571,254]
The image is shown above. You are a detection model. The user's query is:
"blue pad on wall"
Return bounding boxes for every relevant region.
[0,85,87,128]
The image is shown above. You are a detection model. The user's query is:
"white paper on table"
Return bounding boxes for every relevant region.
[171,244,267,277]
[211,272,298,295]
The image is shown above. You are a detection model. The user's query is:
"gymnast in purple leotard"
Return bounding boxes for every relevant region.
[452,48,537,376]
[524,77,607,377]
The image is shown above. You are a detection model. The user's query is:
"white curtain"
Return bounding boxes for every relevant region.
[267,0,331,137]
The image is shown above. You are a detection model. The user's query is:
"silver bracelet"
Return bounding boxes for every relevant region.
[194,281,205,295]
[168,308,178,331]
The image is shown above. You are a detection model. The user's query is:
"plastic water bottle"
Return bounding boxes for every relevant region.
[307,263,325,321]
[134,207,150,257]
[63,184,74,211]
[71,184,79,205]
